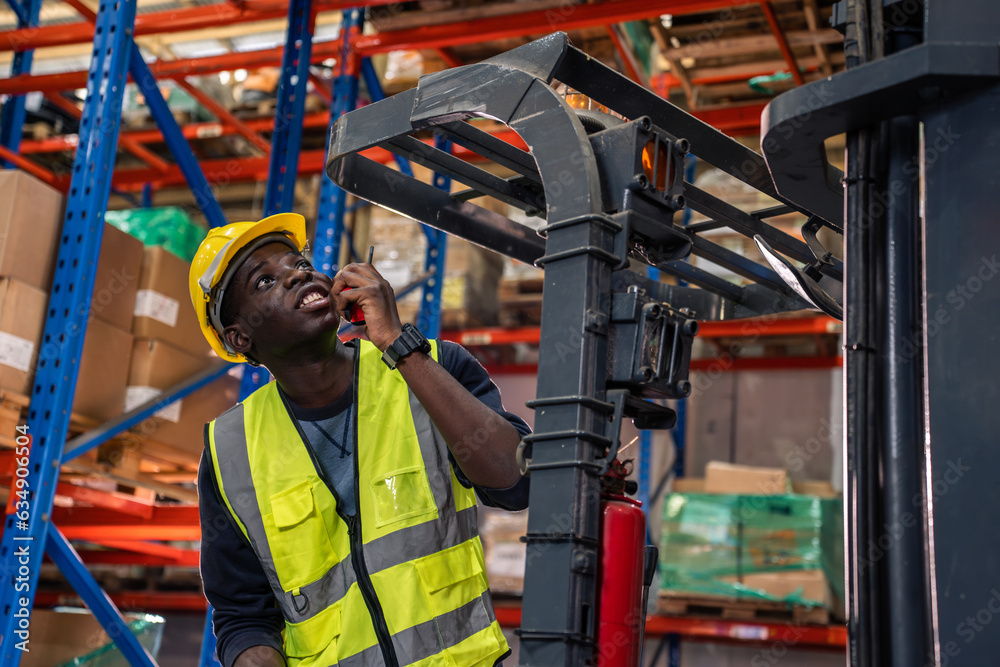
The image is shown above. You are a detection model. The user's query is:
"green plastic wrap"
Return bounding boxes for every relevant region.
[658,492,844,607]
[54,614,164,666]
[105,206,207,262]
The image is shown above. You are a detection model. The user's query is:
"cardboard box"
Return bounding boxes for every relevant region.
[128,338,212,390]
[127,338,235,457]
[0,278,47,395]
[479,506,529,595]
[659,492,845,615]
[133,246,210,356]
[145,373,239,457]
[739,569,831,607]
[0,278,132,420]
[717,569,844,618]
[675,476,838,498]
[704,461,791,495]
[91,222,144,330]
[74,318,133,422]
[0,170,64,291]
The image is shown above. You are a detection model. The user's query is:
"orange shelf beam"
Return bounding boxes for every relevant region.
[445,316,841,348]
[494,603,846,649]
[35,591,208,611]
[697,314,841,338]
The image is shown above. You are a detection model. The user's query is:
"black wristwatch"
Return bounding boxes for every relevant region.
[381,323,432,370]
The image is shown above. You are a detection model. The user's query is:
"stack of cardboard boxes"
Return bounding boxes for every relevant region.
[0,171,141,423]
[659,461,845,619]
[0,172,237,472]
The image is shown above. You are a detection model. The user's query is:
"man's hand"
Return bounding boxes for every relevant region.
[234,646,285,667]
[331,262,403,351]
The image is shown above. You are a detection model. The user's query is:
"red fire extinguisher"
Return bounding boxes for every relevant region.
[596,459,658,667]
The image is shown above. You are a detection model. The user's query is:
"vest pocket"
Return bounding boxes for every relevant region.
[414,540,486,615]
[414,542,501,666]
[268,480,337,590]
[369,465,438,529]
[284,601,341,665]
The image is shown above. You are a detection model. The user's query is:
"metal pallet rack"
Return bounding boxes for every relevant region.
[0,2,851,667]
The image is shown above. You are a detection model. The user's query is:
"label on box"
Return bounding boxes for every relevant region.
[125,385,182,423]
[0,331,35,373]
[134,290,179,328]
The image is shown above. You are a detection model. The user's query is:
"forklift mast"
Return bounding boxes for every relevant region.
[326,1,1000,663]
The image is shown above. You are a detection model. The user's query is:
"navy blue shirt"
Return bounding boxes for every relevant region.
[199,341,530,667]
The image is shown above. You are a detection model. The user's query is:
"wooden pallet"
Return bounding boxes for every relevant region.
[0,390,200,503]
[0,390,100,449]
[658,593,831,626]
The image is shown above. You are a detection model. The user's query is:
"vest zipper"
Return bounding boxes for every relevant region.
[277,343,399,667]
[348,347,400,667]
[347,507,399,667]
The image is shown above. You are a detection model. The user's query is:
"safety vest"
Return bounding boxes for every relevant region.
[207,339,509,667]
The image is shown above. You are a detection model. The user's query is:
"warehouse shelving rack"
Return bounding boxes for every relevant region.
[0,2,850,666]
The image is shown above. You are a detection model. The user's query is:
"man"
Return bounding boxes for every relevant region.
[189,213,530,667]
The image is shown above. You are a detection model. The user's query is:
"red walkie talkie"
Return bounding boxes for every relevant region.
[342,246,373,326]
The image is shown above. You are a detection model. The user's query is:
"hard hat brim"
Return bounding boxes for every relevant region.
[197,213,308,297]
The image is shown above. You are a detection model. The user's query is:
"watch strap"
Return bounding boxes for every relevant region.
[381,323,431,369]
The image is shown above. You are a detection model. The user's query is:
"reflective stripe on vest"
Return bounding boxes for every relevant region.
[208,340,509,666]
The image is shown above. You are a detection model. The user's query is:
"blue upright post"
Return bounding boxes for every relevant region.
[314,9,364,277]
[0,0,41,166]
[0,1,141,664]
[667,634,681,667]
[316,48,416,278]
[198,607,221,667]
[638,430,654,512]
[263,0,314,217]
[129,46,227,229]
[416,136,452,339]
[359,57,413,178]
[670,155,697,481]
[236,0,314,402]
[46,528,156,666]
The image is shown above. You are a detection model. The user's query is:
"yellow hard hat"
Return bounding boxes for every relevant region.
[189,213,308,363]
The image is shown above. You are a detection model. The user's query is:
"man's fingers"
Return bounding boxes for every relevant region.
[331,263,384,292]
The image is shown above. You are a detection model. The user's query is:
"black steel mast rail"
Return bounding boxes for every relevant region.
[384,135,542,210]
[435,120,542,181]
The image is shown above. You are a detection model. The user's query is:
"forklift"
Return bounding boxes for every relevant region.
[326,2,1000,665]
